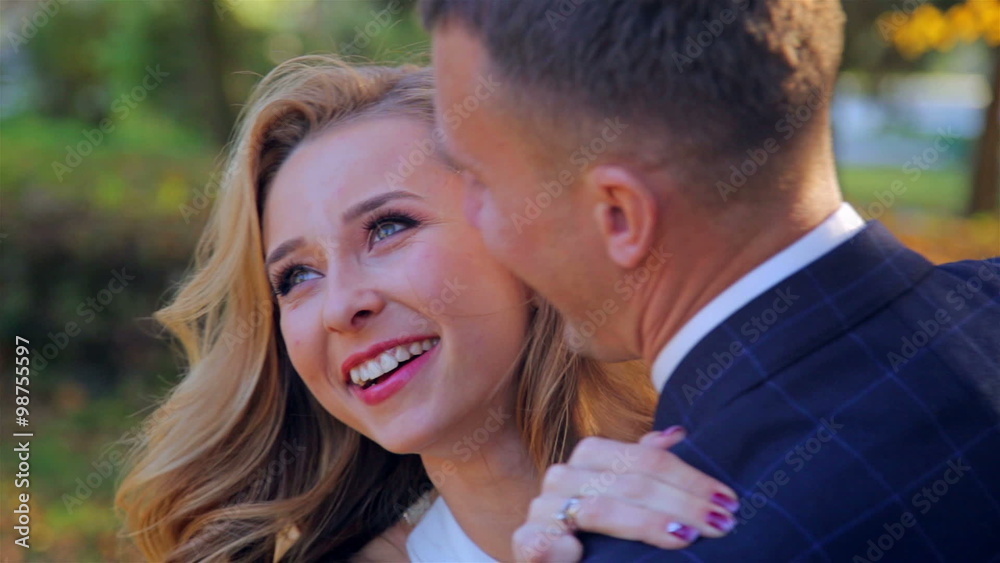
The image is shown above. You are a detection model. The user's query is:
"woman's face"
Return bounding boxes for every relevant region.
[262,116,530,455]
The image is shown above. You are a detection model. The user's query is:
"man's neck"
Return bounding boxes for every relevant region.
[419,423,539,561]
[635,194,843,368]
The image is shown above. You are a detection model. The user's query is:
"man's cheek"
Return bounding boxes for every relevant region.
[480,199,519,250]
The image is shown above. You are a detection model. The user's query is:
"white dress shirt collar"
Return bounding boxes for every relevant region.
[406,496,495,562]
[650,202,866,392]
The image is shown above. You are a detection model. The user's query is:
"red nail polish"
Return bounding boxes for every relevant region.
[666,522,699,542]
[711,492,740,513]
[706,511,736,532]
[661,425,685,437]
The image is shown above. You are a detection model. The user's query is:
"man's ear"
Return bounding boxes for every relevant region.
[583,164,658,270]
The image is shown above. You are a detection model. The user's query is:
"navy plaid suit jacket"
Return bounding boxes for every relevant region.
[582,221,1000,562]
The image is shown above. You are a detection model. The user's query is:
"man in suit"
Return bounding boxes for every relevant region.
[421,0,1000,561]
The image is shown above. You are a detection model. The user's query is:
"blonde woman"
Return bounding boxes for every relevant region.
[115,56,740,562]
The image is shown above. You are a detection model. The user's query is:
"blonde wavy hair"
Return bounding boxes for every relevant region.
[115,55,657,562]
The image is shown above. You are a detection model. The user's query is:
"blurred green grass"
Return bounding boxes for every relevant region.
[839,165,969,214]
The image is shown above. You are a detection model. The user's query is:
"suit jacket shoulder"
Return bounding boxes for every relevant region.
[583,225,1000,562]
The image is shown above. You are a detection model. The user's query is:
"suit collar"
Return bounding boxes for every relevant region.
[651,203,867,391]
[654,221,936,430]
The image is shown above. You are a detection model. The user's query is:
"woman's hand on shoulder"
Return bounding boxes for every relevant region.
[512,427,740,562]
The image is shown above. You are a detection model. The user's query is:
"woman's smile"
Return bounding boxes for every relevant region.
[348,338,440,405]
[341,335,441,405]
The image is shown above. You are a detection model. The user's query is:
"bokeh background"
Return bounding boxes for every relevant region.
[0,0,997,560]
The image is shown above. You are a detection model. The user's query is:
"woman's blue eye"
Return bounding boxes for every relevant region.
[288,268,318,287]
[371,220,407,243]
[364,212,420,247]
[271,265,319,297]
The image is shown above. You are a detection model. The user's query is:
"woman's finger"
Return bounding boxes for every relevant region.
[637,425,686,449]
[538,465,736,539]
[527,492,718,551]
[565,437,739,506]
[512,521,583,563]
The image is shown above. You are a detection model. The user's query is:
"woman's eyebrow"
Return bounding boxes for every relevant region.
[265,237,305,269]
[341,190,423,223]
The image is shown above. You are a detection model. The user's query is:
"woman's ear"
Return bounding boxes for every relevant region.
[583,164,659,270]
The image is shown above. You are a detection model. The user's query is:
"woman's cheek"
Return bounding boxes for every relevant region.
[280,312,318,379]
[402,243,461,305]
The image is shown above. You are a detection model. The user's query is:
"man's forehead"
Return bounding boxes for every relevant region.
[431,22,488,85]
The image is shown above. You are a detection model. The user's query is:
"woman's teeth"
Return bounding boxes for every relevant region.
[350,338,440,387]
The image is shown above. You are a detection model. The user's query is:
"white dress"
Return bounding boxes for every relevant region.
[406,496,497,562]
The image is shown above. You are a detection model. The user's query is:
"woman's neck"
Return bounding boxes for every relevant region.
[419,420,540,561]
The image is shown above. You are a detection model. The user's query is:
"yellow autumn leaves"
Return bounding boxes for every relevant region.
[880,0,1000,59]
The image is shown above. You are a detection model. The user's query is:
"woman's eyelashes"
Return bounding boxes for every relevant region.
[269,209,423,297]
[362,209,421,248]
[270,264,319,297]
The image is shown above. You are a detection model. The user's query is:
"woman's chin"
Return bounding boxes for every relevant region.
[365,426,440,456]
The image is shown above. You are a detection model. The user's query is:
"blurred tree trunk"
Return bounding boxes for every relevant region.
[188,0,235,145]
[968,53,999,216]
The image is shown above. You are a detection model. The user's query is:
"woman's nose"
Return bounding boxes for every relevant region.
[320,273,386,333]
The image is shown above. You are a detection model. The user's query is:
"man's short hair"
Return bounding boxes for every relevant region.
[422,0,845,192]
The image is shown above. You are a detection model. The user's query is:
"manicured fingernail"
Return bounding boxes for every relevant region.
[666,522,699,542]
[706,511,736,532]
[711,492,740,513]
[661,425,685,437]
